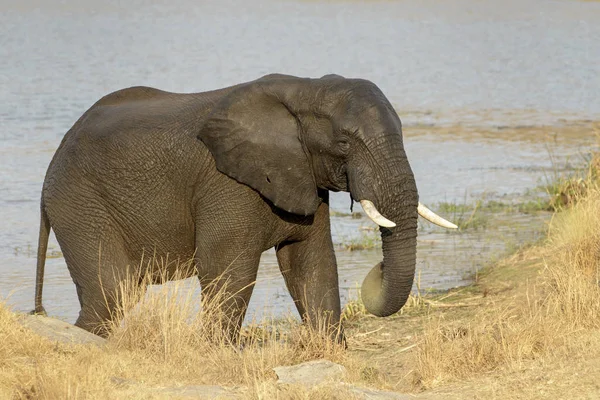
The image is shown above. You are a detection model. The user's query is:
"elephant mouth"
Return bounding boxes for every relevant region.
[359,199,458,229]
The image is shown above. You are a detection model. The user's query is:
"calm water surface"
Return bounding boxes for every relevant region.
[1,0,599,322]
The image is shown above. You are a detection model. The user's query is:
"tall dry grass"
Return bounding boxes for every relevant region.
[413,152,600,389]
[544,179,600,327]
[0,265,349,398]
[108,268,347,385]
[0,300,123,399]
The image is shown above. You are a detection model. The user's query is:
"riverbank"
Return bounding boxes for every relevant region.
[345,150,600,398]
[2,154,599,399]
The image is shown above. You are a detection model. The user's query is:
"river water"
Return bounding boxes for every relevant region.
[1,0,599,322]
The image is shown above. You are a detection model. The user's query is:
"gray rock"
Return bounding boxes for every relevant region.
[17,314,107,346]
[110,377,242,399]
[344,383,414,400]
[274,359,347,386]
[274,360,415,399]
[156,384,241,399]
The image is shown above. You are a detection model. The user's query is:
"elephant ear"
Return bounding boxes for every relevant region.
[197,83,319,216]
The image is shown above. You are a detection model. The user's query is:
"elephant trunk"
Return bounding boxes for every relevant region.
[360,218,418,317]
[354,164,419,316]
[347,136,420,317]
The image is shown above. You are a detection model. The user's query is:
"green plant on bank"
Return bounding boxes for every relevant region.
[513,151,600,213]
[537,132,600,210]
[480,199,547,214]
[330,210,364,219]
[341,298,367,321]
[341,231,380,251]
[436,199,489,231]
[516,199,548,214]
[544,153,599,211]
[342,291,429,322]
[435,194,552,232]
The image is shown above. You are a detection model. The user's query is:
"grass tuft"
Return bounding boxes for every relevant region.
[341,231,380,251]
[544,151,600,211]
[437,199,488,230]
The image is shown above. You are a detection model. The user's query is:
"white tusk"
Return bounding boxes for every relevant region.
[360,200,396,228]
[418,202,458,229]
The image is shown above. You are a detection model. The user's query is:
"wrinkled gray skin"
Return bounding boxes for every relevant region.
[33,74,419,341]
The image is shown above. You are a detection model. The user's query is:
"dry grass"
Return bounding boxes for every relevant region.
[108,270,347,382]
[544,183,600,328]
[411,153,600,391]
[0,267,351,398]
[0,303,121,399]
[413,299,572,389]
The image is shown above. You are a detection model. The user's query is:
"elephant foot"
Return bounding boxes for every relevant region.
[329,324,347,349]
[29,306,47,317]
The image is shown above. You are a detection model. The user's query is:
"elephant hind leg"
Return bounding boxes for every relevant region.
[58,232,143,338]
[73,264,145,338]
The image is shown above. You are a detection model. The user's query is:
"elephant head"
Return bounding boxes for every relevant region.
[197,74,455,317]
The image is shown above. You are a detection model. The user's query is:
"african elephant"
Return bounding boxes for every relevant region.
[32,73,456,340]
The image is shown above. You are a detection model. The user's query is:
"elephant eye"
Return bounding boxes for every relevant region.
[337,136,351,153]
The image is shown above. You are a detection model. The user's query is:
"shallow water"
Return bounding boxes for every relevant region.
[1,0,598,322]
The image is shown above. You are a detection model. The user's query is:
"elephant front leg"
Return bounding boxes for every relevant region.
[275,219,344,343]
[196,252,261,345]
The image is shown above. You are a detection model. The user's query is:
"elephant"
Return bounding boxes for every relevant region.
[32,73,457,340]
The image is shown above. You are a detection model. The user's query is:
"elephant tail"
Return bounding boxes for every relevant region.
[30,200,49,316]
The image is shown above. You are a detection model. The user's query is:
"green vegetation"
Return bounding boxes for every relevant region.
[437,199,489,230]
[329,210,363,219]
[340,231,380,251]
[433,150,599,232]
[436,197,549,218]
[543,153,600,210]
